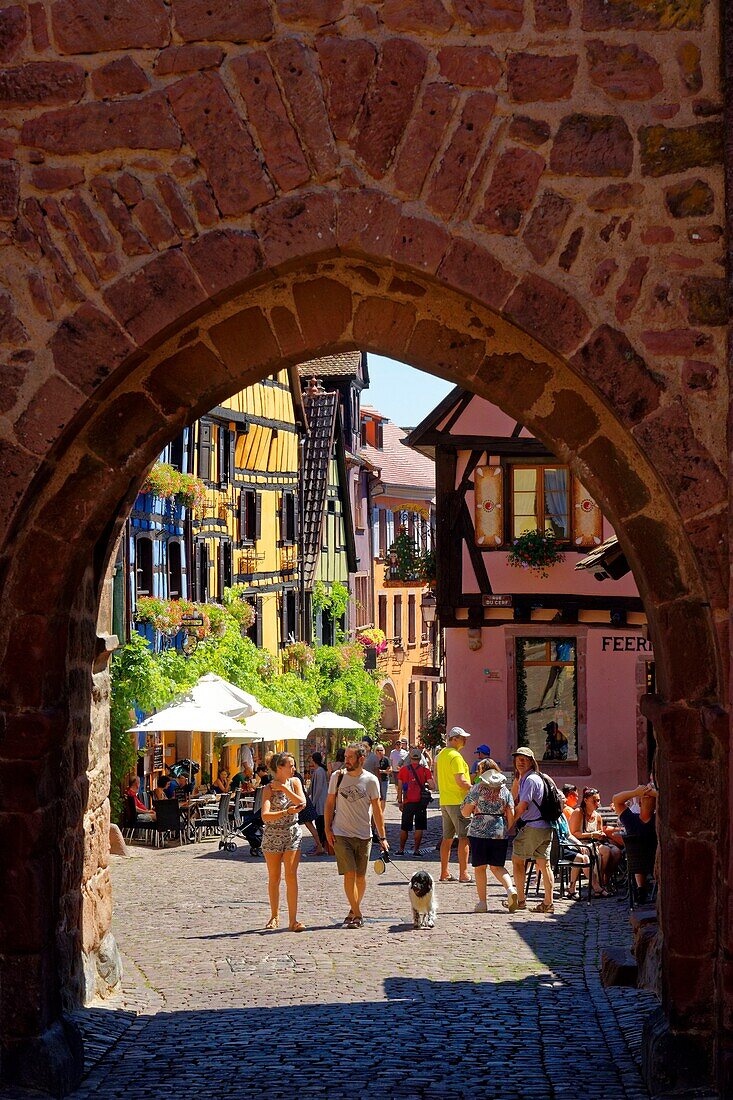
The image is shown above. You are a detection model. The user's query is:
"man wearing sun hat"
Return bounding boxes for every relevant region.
[436,726,473,883]
[510,746,555,914]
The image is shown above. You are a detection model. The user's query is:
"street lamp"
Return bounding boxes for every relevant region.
[421,589,437,624]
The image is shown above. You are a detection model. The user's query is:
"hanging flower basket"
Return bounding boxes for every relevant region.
[355,627,387,655]
[507,530,565,578]
[140,463,206,511]
[282,641,316,674]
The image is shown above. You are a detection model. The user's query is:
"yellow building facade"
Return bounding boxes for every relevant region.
[189,367,306,655]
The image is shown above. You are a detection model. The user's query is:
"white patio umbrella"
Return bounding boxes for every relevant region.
[177,672,261,719]
[307,710,365,731]
[127,700,248,735]
[241,708,313,741]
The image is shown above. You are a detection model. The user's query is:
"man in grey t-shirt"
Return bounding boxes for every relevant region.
[325,743,389,928]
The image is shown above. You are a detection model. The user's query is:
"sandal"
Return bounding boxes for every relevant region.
[566,888,579,900]
[341,911,354,926]
[592,888,609,898]
[531,901,555,914]
[439,874,457,883]
[265,915,279,930]
[289,921,306,932]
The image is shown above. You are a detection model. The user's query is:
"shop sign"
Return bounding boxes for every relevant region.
[601,635,653,653]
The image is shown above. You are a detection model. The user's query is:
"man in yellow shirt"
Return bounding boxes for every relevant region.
[436,726,473,883]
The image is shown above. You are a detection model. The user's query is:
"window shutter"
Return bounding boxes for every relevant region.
[572,478,603,547]
[217,540,225,600]
[239,490,246,543]
[292,490,299,541]
[255,492,262,541]
[198,422,212,482]
[281,591,288,646]
[193,541,202,601]
[279,491,286,544]
[474,465,504,547]
[256,597,263,648]
[228,431,236,485]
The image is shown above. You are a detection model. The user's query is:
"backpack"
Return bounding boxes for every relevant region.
[537,772,563,824]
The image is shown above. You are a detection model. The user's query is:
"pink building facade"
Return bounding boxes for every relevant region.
[408,392,652,803]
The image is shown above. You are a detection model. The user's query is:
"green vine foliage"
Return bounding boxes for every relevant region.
[420,707,446,750]
[109,624,381,821]
[311,580,350,626]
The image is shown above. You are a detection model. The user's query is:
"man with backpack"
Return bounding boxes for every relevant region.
[510,746,560,914]
[396,748,433,856]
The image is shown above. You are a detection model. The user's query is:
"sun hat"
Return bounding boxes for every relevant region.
[448,726,470,740]
[512,746,536,760]
[474,743,491,755]
[479,769,507,787]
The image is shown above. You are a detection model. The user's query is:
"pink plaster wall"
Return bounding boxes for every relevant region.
[445,625,649,802]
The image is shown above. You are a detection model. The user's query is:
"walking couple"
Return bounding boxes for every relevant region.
[261,744,389,932]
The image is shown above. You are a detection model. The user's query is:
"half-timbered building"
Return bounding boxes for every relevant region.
[407,390,652,798]
[362,405,441,741]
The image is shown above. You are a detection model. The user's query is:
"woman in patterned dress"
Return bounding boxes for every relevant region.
[261,752,307,931]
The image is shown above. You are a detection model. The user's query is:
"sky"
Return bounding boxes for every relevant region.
[363,353,454,430]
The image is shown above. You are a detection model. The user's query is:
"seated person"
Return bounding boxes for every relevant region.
[212,769,231,794]
[153,776,168,801]
[569,787,622,896]
[555,794,591,898]
[562,783,578,822]
[231,764,255,791]
[171,774,193,802]
[254,764,271,788]
[126,778,155,823]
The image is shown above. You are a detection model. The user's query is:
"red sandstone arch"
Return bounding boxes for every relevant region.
[0,3,728,1094]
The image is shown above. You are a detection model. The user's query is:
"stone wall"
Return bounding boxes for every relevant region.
[0,2,728,1095]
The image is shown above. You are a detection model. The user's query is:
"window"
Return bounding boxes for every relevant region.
[419,681,428,727]
[240,489,260,545]
[218,427,234,489]
[281,589,298,646]
[136,536,153,597]
[193,539,209,602]
[516,637,577,762]
[375,421,384,449]
[354,575,371,628]
[512,465,570,541]
[218,539,232,600]
[169,433,184,473]
[281,490,297,545]
[408,682,415,739]
[378,593,387,635]
[167,541,182,599]
[393,594,402,643]
[408,594,416,645]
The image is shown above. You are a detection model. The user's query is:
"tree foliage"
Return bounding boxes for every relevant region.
[109,625,382,821]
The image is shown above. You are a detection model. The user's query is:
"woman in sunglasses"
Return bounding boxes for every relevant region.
[569,787,622,896]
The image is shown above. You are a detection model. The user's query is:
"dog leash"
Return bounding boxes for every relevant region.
[373,851,414,882]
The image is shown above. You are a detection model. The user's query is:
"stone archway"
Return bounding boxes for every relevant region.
[0,4,728,1094]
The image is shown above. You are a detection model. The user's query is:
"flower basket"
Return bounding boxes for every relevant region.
[507,529,565,578]
[282,641,316,674]
[355,627,387,655]
[140,463,206,511]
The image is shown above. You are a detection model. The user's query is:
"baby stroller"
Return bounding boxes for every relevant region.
[231,786,264,857]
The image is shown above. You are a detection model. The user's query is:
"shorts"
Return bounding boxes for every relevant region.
[333,835,371,876]
[261,824,301,853]
[401,802,428,832]
[441,804,469,840]
[469,836,509,868]
[512,826,552,863]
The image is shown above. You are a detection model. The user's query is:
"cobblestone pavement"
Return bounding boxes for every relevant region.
[66,800,657,1100]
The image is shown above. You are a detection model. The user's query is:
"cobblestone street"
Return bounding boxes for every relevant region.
[54,800,658,1100]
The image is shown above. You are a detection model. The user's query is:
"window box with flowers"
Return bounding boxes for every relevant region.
[507,529,565,579]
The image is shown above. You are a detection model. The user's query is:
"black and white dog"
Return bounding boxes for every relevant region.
[409,870,437,929]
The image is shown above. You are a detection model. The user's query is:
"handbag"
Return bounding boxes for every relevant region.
[410,764,433,808]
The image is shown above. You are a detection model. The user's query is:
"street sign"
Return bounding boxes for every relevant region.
[482,595,512,608]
